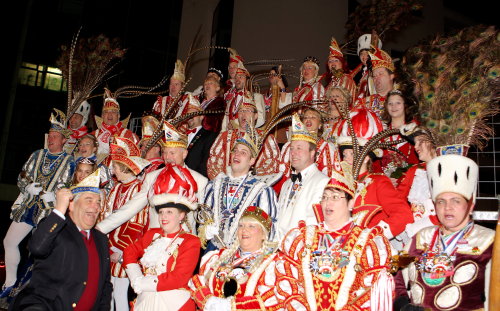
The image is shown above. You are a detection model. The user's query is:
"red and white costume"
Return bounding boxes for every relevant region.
[353,172,414,239]
[222,90,266,131]
[123,229,200,311]
[190,244,309,310]
[396,163,439,238]
[104,179,146,278]
[152,94,189,119]
[207,129,280,180]
[281,221,394,310]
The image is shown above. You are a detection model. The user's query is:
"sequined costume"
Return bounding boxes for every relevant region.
[11,149,74,226]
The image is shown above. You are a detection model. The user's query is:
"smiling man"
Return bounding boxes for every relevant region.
[207,96,280,179]
[92,88,139,162]
[201,123,278,251]
[275,113,329,240]
[2,109,75,299]
[10,170,112,311]
[395,153,495,310]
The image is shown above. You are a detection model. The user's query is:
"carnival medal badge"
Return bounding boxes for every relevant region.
[416,249,455,286]
[310,233,350,281]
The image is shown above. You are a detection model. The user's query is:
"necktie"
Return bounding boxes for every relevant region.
[81,230,88,240]
[186,128,197,135]
[291,172,302,183]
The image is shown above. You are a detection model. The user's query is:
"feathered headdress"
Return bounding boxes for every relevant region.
[56,31,127,121]
[401,25,499,156]
[344,0,424,45]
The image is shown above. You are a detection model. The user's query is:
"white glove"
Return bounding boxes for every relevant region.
[204,296,232,311]
[26,182,43,196]
[41,191,56,203]
[126,263,144,291]
[133,275,158,294]
[205,224,219,240]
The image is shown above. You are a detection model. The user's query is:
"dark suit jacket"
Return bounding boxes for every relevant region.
[185,127,218,178]
[10,212,112,311]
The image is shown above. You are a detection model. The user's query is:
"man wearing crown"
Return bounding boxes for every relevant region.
[275,114,329,240]
[9,170,112,310]
[101,138,150,311]
[354,47,395,120]
[394,151,495,310]
[153,59,189,119]
[92,88,139,162]
[207,97,280,180]
[200,124,278,251]
[96,120,207,236]
[2,109,75,298]
[222,53,266,131]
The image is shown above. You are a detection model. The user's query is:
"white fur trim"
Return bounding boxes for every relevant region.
[357,34,382,56]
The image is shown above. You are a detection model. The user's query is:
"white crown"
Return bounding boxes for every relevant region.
[427,154,479,203]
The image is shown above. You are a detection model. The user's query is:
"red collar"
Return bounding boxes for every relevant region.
[163,228,182,238]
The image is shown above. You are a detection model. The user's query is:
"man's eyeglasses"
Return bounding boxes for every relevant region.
[320,194,345,202]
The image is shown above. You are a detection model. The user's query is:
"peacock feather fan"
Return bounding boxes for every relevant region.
[401,25,500,152]
[56,31,127,119]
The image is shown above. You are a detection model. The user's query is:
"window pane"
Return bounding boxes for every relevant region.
[18,67,38,86]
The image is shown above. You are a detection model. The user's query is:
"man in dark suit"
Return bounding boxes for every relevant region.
[10,169,112,311]
[184,103,218,178]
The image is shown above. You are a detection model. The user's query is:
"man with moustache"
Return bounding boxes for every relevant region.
[10,170,112,311]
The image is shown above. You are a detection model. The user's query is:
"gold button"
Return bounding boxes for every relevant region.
[72,303,76,308]
[83,281,87,285]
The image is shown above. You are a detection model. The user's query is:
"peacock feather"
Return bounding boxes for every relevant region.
[401,25,500,151]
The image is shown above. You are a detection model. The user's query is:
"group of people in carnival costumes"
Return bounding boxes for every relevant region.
[1,24,498,311]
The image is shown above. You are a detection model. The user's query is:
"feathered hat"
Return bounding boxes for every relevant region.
[228,47,244,64]
[162,120,188,149]
[70,168,101,195]
[290,113,317,145]
[171,59,186,83]
[185,93,202,112]
[325,161,356,197]
[402,25,500,203]
[110,137,150,175]
[240,206,272,233]
[234,122,259,158]
[139,113,161,146]
[102,87,120,112]
[329,37,344,59]
[369,47,395,72]
[150,163,198,212]
[49,108,73,139]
